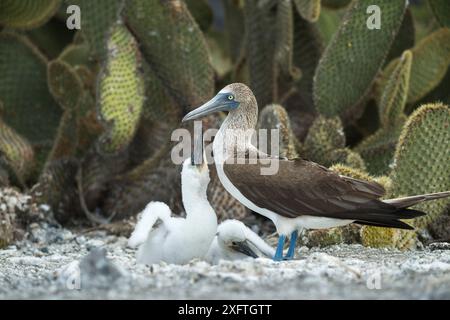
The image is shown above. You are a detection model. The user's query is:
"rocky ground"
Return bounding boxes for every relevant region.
[1,221,450,299]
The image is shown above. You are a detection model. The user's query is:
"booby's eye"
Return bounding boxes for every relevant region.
[227,95,234,100]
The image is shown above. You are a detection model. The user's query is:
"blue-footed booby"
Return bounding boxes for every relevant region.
[182,83,450,261]
[205,219,275,264]
[127,157,217,265]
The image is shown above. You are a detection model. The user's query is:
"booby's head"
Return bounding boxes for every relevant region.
[181,157,210,192]
[182,83,258,128]
[216,220,258,258]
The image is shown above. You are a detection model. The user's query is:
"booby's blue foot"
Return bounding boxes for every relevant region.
[273,235,286,261]
[284,230,298,260]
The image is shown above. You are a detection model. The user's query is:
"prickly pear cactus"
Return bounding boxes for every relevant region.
[275,0,301,81]
[380,28,450,105]
[47,60,84,110]
[0,0,61,30]
[379,50,412,127]
[0,32,62,176]
[428,0,450,28]
[124,0,214,110]
[0,117,34,184]
[321,0,351,10]
[97,23,145,154]
[68,0,124,59]
[243,0,278,108]
[361,103,450,249]
[303,115,366,168]
[293,0,321,23]
[258,104,300,159]
[314,0,407,118]
[292,11,323,109]
[385,9,415,63]
[357,50,412,175]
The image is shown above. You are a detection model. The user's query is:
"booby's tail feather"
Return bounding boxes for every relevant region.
[383,191,450,209]
[356,192,450,229]
[355,208,425,230]
[128,201,172,248]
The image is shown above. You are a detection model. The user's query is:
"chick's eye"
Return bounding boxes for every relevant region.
[228,95,234,100]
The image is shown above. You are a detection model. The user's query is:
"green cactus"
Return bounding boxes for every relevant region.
[243,0,278,108]
[385,9,415,63]
[0,32,62,177]
[293,0,321,23]
[223,0,245,64]
[303,115,344,164]
[68,0,124,59]
[314,0,407,118]
[355,128,400,175]
[379,50,412,127]
[329,148,366,171]
[428,0,450,28]
[321,0,351,10]
[97,23,145,154]
[275,0,301,82]
[124,0,214,110]
[361,103,450,249]
[0,116,34,184]
[357,50,412,175]
[185,0,213,32]
[0,0,61,30]
[391,103,450,227]
[292,11,323,109]
[59,43,93,68]
[380,28,450,105]
[258,104,300,159]
[47,60,84,110]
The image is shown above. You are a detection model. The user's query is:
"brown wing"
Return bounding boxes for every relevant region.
[223,158,422,227]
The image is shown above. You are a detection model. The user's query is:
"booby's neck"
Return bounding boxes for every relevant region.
[181,172,216,225]
[213,97,259,163]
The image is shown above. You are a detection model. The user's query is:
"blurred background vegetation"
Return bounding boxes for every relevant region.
[0,0,449,249]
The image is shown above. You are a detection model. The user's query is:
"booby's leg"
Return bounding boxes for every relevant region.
[273,235,286,261]
[284,230,298,260]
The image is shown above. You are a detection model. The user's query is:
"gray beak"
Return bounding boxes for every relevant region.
[231,240,259,258]
[182,93,238,122]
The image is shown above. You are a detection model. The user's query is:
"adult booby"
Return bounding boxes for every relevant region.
[205,219,275,264]
[127,157,217,265]
[182,83,450,261]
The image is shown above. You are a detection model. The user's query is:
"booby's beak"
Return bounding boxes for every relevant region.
[231,240,259,258]
[182,93,239,122]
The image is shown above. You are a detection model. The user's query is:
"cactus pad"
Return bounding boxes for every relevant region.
[243,0,277,108]
[390,103,450,228]
[0,0,60,30]
[303,115,346,165]
[258,104,299,159]
[0,32,62,177]
[293,0,321,23]
[97,23,145,154]
[313,0,407,118]
[124,0,214,110]
[379,50,412,127]
[47,60,84,110]
[68,0,124,59]
[0,117,34,183]
[276,0,301,81]
[428,0,450,28]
